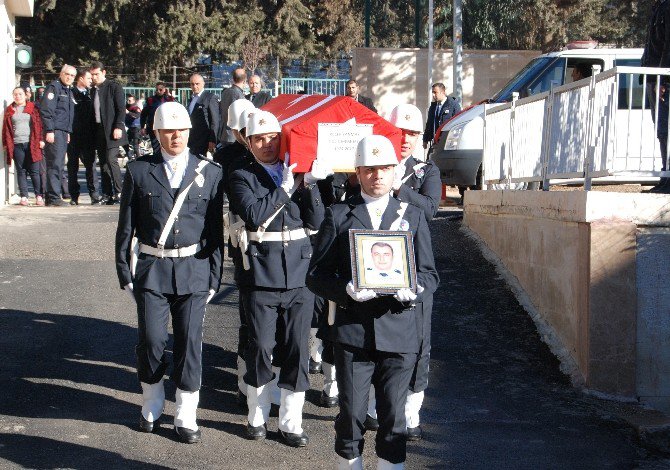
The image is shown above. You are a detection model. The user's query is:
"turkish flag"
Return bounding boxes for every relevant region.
[261,94,402,173]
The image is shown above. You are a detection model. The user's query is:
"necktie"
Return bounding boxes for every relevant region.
[189,94,198,114]
[434,102,442,133]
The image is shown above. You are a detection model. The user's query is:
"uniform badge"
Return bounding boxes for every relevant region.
[399,219,409,231]
[195,174,205,187]
[415,168,425,178]
[47,92,54,100]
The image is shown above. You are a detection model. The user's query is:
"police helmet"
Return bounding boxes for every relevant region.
[153,102,192,131]
[355,135,398,167]
[228,99,256,131]
[388,104,423,133]
[246,110,281,137]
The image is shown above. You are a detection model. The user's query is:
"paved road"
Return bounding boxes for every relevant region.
[0,203,668,469]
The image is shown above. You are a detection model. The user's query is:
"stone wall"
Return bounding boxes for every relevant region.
[464,190,670,411]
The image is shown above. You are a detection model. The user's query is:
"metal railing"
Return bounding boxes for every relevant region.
[281,78,348,96]
[483,66,670,189]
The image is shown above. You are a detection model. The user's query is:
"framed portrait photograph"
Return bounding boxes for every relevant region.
[349,229,417,294]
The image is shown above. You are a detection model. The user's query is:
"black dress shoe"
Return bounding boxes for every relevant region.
[139,415,157,433]
[90,196,103,205]
[279,429,309,447]
[320,391,339,408]
[69,199,78,205]
[406,425,423,441]
[46,199,64,207]
[309,358,322,374]
[246,422,267,440]
[106,196,120,205]
[363,414,379,431]
[175,426,201,444]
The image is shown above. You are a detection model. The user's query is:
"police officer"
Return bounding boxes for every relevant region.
[307,135,439,470]
[115,102,224,444]
[228,110,325,447]
[364,103,443,440]
[39,64,75,206]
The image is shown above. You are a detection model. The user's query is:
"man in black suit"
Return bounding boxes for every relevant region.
[90,61,128,204]
[345,79,377,113]
[246,75,272,107]
[115,102,224,444]
[228,110,326,447]
[218,68,247,146]
[423,82,461,151]
[307,135,439,469]
[186,73,221,156]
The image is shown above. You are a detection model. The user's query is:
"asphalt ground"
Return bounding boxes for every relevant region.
[0,195,669,469]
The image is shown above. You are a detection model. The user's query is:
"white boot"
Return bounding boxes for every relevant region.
[278,388,305,434]
[309,328,323,363]
[269,366,281,406]
[337,455,363,470]
[405,390,424,428]
[237,356,247,396]
[377,458,404,469]
[247,384,271,427]
[140,380,165,422]
[174,388,199,431]
[367,385,377,420]
[322,362,338,397]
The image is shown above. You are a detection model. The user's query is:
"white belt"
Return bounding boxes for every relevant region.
[139,242,201,258]
[247,228,309,243]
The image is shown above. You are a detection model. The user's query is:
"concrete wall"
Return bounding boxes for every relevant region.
[464,190,670,411]
[352,47,539,121]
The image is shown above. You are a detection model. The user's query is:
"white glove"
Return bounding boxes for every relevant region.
[124,283,136,304]
[392,164,405,191]
[394,285,424,303]
[207,289,216,304]
[280,163,297,195]
[304,159,333,185]
[346,281,377,302]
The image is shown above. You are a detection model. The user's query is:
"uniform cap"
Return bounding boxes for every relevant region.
[388,103,423,133]
[228,99,256,131]
[153,102,192,130]
[246,110,281,137]
[355,135,398,167]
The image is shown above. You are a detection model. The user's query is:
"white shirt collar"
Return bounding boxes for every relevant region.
[161,148,190,188]
[361,191,390,230]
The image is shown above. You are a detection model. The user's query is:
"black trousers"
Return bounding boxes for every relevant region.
[67,137,98,199]
[409,294,433,392]
[134,289,209,392]
[44,130,68,202]
[94,124,122,198]
[334,343,416,464]
[124,127,141,159]
[241,286,313,392]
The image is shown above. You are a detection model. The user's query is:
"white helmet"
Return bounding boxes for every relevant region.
[354,135,398,167]
[388,103,423,133]
[153,102,192,130]
[246,110,281,137]
[239,108,256,131]
[228,99,256,131]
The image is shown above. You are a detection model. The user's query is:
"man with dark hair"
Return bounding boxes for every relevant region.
[90,61,128,204]
[68,69,101,205]
[39,64,75,206]
[187,73,220,156]
[423,82,460,152]
[571,63,593,82]
[218,68,247,146]
[246,75,272,107]
[140,82,175,155]
[642,0,670,193]
[345,79,377,113]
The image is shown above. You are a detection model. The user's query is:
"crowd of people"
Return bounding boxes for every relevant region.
[108,63,454,469]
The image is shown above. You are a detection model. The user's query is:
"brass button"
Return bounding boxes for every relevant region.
[174,229,180,234]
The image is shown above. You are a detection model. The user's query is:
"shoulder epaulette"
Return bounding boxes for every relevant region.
[196,154,221,168]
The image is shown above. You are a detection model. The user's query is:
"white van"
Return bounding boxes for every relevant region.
[432,46,644,188]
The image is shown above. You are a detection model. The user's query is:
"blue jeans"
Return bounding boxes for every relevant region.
[13,143,42,198]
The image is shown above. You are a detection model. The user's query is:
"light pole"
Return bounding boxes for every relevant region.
[453,0,463,106]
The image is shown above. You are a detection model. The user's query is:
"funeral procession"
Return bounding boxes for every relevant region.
[3,1,670,469]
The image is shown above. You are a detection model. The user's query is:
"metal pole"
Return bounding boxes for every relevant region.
[172,65,177,95]
[415,0,420,47]
[365,0,371,47]
[453,0,463,106]
[428,0,434,104]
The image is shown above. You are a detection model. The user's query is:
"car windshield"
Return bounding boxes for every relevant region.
[491,56,554,103]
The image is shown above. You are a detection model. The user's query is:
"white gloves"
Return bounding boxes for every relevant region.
[281,163,298,195]
[304,159,333,185]
[346,281,377,302]
[207,289,216,304]
[394,285,424,303]
[392,163,406,191]
[124,283,136,304]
